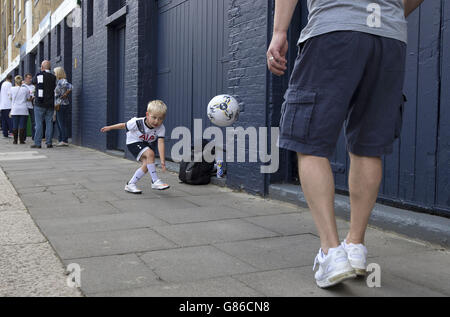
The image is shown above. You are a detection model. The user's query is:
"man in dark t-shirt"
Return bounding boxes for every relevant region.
[31,60,57,148]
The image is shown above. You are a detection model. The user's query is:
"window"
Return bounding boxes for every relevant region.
[57,24,61,56]
[13,0,16,34]
[1,10,5,50]
[87,0,94,37]
[48,32,51,59]
[108,0,126,16]
[18,0,21,30]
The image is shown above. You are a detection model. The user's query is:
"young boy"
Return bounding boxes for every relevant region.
[101,100,170,193]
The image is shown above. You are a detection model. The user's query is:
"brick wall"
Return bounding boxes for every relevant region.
[70,0,155,153]
[225,0,270,195]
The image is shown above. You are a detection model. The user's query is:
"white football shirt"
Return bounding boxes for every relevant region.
[126,117,165,145]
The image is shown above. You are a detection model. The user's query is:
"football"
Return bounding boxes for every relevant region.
[207,95,240,127]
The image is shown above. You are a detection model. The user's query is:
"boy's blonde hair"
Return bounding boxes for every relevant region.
[15,75,23,86]
[147,100,167,116]
[54,67,67,80]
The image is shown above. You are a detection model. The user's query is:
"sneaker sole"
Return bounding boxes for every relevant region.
[316,270,357,288]
[152,186,170,191]
[354,268,367,276]
[125,188,142,195]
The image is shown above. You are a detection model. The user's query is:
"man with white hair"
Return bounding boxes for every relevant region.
[31,60,57,149]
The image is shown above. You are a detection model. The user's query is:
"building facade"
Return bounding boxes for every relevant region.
[1,0,449,217]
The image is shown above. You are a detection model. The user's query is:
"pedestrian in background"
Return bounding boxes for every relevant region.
[0,75,13,138]
[32,60,57,149]
[9,75,31,145]
[54,67,72,147]
[23,74,36,141]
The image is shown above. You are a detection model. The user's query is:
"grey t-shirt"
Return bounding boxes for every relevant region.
[298,0,407,44]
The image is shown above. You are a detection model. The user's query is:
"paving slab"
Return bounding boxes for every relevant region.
[183,193,303,216]
[63,254,162,295]
[16,183,87,195]
[48,228,177,260]
[18,191,83,208]
[139,246,258,283]
[148,205,249,225]
[27,201,120,220]
[153,219,280,247]
[110,197,199,213]
[234,266,446,297]
[35,212,169,236]
[244,212,349,236]
[368,250,450,296]
[71,190,123,203]
[90,277,262,297]
[214,234,319,271]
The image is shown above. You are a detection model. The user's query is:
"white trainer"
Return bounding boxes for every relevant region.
[313,245,357,288]
[124,183,142,194]
[152,179,170,190]
[342,240,368,276]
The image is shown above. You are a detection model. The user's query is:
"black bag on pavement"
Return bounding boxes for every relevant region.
[179,140,215,185]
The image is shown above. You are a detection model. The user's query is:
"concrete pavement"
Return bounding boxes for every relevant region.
[0,137,449,297]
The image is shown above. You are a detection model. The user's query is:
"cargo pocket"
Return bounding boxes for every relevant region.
[394,94,407,139]
[280,90,317,143]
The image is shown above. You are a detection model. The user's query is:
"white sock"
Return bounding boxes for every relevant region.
[129,168,146,185]
[147,164,159,183]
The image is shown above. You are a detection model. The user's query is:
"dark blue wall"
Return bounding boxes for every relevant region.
[273,1,450,216]
[15,0,446,215]
[70,0,155,153]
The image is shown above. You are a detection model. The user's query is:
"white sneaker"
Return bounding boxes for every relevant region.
[152,179,170,190]
[342,240,368,276]
[124,183,142,194]
[313,245,356,288]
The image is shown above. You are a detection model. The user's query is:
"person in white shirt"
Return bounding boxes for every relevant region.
[0,75,13,138]
[101,100,170,193]
[23,74,36,141]
[10,75,31,144]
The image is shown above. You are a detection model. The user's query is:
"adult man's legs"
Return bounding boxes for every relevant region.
[33,107,45,147]
[298,153,383,251]
[44,108,54,146]
[346,153,382,244]
[297,154,340,254]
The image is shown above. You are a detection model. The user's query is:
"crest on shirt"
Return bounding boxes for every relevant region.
[140,134,156,142]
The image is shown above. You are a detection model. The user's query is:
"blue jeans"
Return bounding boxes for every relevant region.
[56,105,69,143]
[34,106,54,146]
[1,109,12,137]
[28,108,36,140]
[12,115,28,130]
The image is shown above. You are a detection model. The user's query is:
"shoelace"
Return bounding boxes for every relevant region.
[313,249,323,271]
